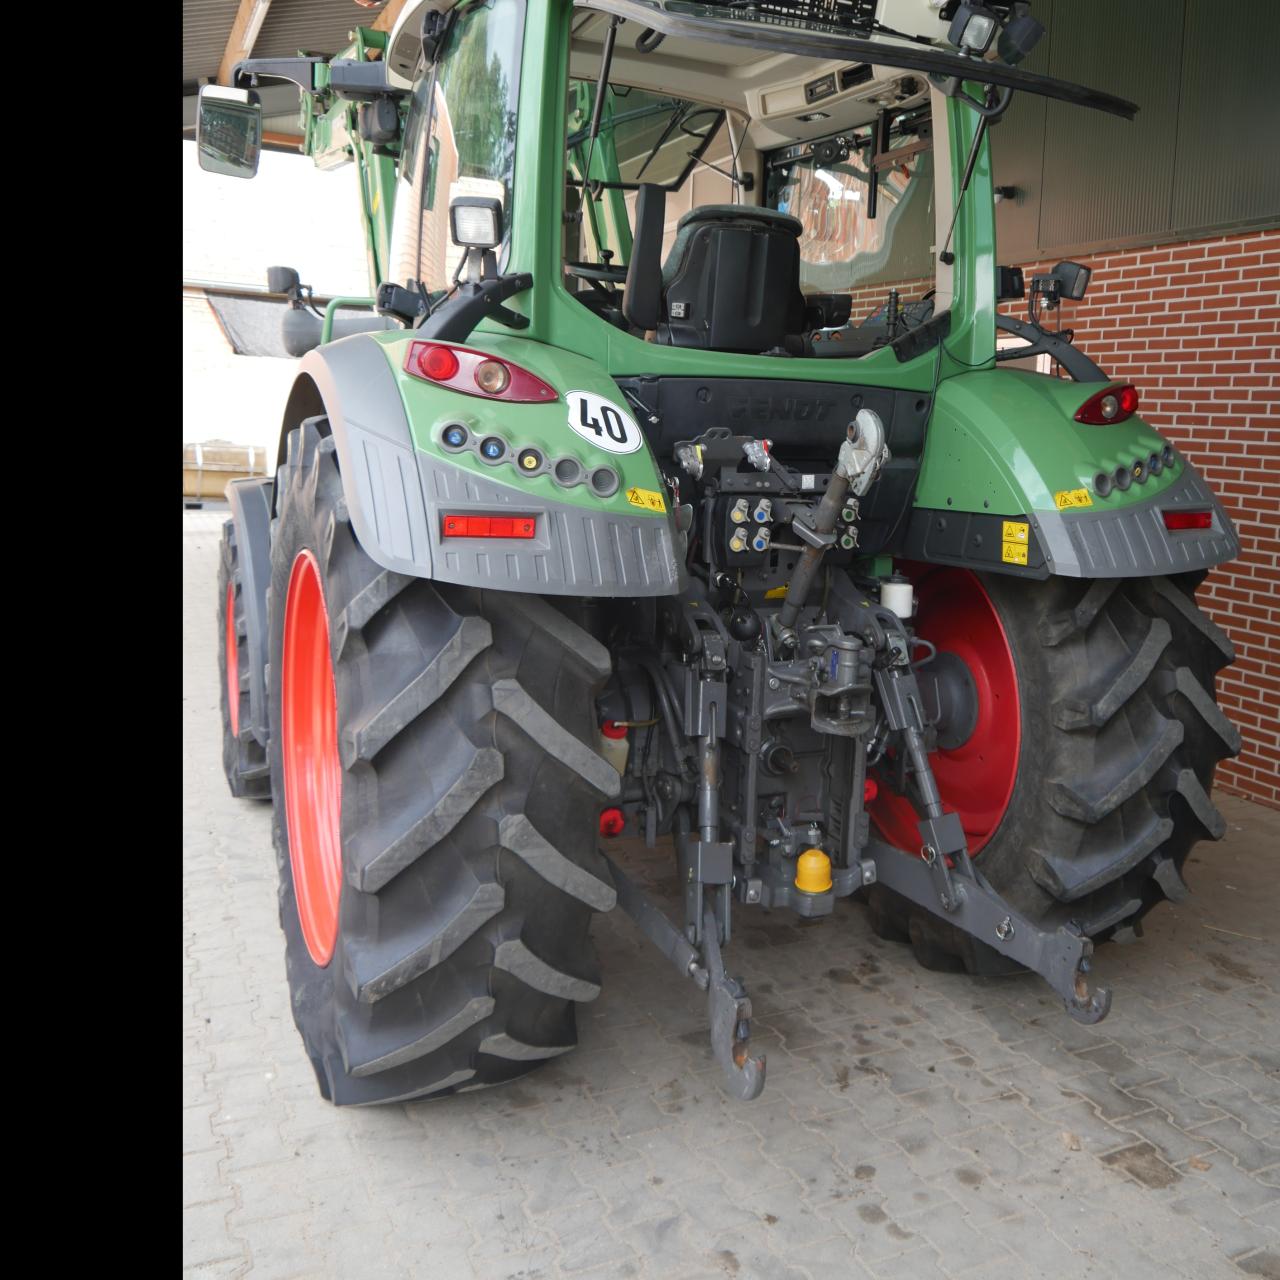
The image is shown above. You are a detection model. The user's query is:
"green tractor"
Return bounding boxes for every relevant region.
[203,0,1241,1106]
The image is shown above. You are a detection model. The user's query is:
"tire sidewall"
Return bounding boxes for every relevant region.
[266,432,345,1094]
[218,524,267,798]
[958,571,1075,919]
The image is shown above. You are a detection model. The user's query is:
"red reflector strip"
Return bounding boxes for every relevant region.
[1162,510,1212,531]
[441,515,536,538]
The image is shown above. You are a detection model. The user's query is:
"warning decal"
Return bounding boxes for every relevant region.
[1054,487,1094,511]
[626,485,666,513]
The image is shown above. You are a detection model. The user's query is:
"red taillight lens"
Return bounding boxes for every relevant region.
[599,807,625,837]
[417,344,460,381]
[1074,384,1139,424]
[405,342,558,403]
[441,515,536,538]
[1162,509,1212,531]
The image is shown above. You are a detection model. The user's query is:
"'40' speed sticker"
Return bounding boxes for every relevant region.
[565,390,643,454]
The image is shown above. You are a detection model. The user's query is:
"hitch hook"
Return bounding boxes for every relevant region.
[702,907,765,1101]
[1066,952,1111,1025]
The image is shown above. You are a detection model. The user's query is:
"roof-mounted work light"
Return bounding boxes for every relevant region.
[948,4,999,55]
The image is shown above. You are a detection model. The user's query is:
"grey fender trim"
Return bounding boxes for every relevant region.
[225,476,275,749]
[298,336,436,578]
[293,336,684,596]
[1029,460,1240,578]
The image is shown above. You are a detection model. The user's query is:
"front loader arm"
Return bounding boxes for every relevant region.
[232,25,405,294]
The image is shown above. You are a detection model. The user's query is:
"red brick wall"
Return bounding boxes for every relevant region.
[837,229,1280,808]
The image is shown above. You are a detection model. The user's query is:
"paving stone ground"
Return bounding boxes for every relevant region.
[184,508,1280,1279]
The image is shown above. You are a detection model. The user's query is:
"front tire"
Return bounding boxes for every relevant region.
[869,568,1240,971]
[267,421,620,1105]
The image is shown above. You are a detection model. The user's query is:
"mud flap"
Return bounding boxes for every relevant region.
[226,476,275,750]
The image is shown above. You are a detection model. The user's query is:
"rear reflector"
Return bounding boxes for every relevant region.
[1162,509,1212,531]
[441,515,536,538]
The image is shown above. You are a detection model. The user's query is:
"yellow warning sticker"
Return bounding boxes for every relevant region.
[1054,487,1093,511]
[626,485,667,513]
[765,585,788,599]
[1002,520,1029,543]
[1002,541,1029,566]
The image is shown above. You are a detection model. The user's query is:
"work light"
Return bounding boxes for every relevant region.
[948,3,998,54]
[449,197,504,249]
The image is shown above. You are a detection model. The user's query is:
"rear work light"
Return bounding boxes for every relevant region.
[1074,384,1139,424]
[405,342,557,404]
[1162,509,1213,531]
[441,514,536,538]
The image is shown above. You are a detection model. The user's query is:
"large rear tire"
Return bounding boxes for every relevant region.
[218,520,271,799]
[267,421,619,1105]
[869,568,1240,971]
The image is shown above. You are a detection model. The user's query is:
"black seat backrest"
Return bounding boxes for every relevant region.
[623,183,666,331]
[659,206,805,353]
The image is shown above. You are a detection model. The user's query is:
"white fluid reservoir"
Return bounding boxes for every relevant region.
[880,577,914,619]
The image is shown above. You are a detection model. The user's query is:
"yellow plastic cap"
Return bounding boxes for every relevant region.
[795,848,832,894]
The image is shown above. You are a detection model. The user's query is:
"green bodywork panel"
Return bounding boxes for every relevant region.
[919,370,1175,516]
[368,330,671,519]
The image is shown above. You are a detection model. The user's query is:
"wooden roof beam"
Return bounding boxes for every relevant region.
[217,0,275,87]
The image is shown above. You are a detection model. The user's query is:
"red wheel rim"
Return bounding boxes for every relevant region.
[225,583,240,739]
[281,551,343,966]
[870,567,1021,856]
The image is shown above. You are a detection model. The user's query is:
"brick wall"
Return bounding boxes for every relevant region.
[836,229,1280,808]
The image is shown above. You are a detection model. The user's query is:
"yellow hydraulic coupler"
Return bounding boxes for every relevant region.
[795,848,833,894]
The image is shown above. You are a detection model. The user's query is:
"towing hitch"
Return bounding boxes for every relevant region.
[603,830,1107,1104]
[602,851,766,1101]
[866,838,1112,1024]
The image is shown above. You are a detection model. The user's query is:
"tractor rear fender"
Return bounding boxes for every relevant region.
[906,369,1240,579]
[276,334,685,596]
[224,475,275,749]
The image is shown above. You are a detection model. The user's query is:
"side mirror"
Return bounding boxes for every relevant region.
[196,85,263,178]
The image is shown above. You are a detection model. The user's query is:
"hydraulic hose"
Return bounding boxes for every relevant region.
[777,410,888,637]
[776,471,851,634]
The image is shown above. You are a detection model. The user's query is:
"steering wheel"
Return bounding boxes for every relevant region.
[565,260,628,285]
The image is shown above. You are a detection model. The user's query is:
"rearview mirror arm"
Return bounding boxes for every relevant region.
[231,57,328,96]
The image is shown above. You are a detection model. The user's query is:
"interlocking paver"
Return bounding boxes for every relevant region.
[182,509,1280,1276]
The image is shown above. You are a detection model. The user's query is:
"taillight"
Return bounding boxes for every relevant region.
[418,345,459,381]
[441,514,536,538]
[1074,384,1139,424]
[405,342,558,403]
[1162,509,1212,531]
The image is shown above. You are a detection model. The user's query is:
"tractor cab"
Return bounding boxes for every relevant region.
[559,17,937,359]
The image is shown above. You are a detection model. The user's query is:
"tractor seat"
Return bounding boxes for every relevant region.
[660,205,803,289]
[622,188,806,354]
